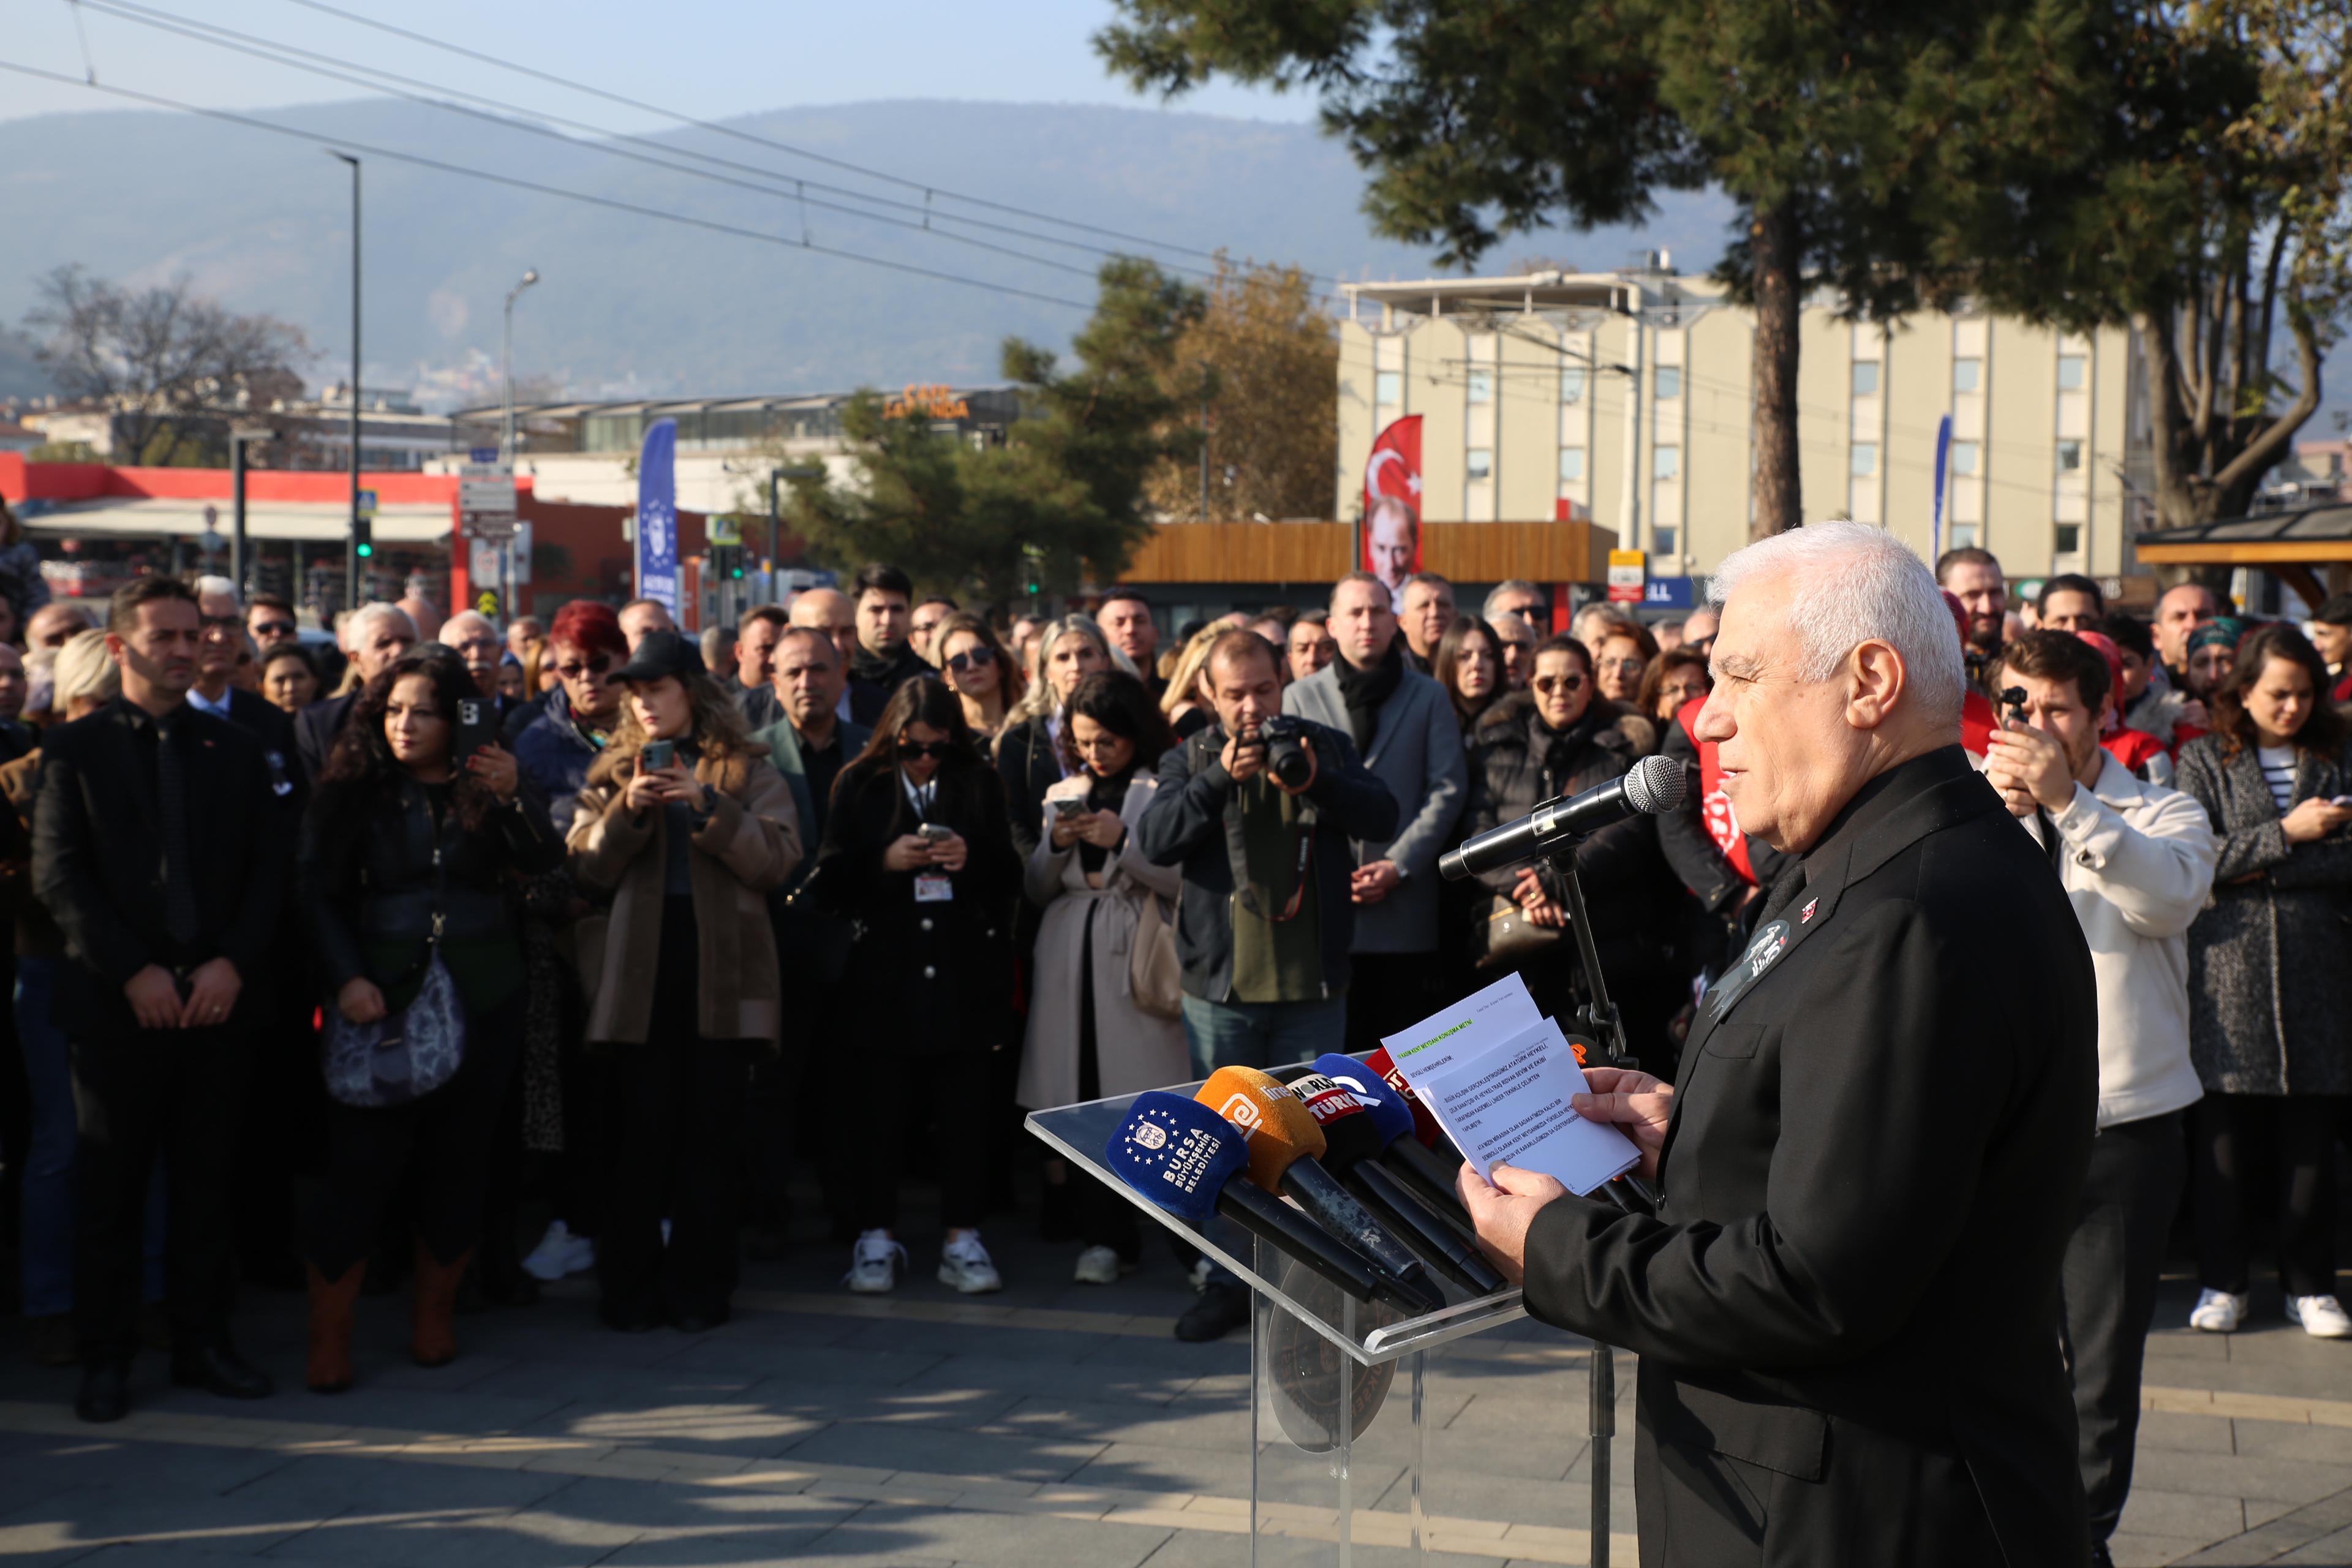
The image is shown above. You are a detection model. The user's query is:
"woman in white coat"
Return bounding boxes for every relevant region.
[1017,670,1189,1283]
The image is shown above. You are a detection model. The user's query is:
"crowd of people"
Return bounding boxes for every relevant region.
[1,533,2348,1558]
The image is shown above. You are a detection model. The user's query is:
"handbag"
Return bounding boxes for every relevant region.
[1127,888,1184,1020]
[320,802,469,1108]
[1466,892,1562,971]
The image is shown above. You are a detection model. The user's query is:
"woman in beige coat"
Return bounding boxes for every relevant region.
[1016,671,1188,1284]
[565,630,800,1332]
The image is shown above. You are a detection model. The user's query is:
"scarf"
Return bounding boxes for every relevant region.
[851,642,910,686]
[1333,638,1406,752]
[1531,705,1605,794]
[1079,764,1139,874]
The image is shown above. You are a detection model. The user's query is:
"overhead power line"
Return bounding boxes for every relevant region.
[77,0,1226,287]
[275,0,1235,268]
[0,59,1095,312]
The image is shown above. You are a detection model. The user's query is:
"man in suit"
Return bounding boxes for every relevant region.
[293,601,415,783]
[729,605,789,728]
[1460,522,2098,1567]
[191,579,301,797]
[1282,571,1467,1050]
[35,576,289,1423]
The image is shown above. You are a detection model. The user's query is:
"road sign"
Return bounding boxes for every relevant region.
[708,516,742,547]
[462,511,518,541]
[476,589,500,619]
[470,447,499,464]
[1607,548,1647,605]
[356,489,378,518]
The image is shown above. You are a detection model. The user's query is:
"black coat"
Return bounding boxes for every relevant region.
[995,714,1066,858]
[846,644,933,728]
[1518,747,2097,1567]
[216,686,306,811]
[813,753,1020,1050]
[293,689,360,786]
[32,698,290,1036]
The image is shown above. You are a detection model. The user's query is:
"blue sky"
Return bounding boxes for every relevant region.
[4,0,1316,127]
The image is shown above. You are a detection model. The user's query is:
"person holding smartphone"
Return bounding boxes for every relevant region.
[814,676,1019,1295]
[567,631,802,1333]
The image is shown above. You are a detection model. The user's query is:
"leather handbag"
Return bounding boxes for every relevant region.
[1467,892,1562,970]
[1127,889,1184,1020]
[319,806,469,1108]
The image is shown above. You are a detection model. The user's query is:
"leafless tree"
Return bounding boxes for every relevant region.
[23,265,310,465]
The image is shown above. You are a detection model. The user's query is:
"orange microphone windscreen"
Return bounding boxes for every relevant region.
[1196,1066,1327,1193]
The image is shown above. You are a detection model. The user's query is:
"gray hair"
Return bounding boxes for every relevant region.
[1482,579,1544,619]
[345,601,417,648]
[439,609,497,647]
[1708,522,1963,728]
[194,575,238,603]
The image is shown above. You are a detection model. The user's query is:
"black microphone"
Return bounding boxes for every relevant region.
[1292,1073,1510,1297]
[1438,753,1686,882]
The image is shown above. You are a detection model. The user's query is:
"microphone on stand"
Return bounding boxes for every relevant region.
[1438,753,1686,882]
[1292,1068,1509,1297]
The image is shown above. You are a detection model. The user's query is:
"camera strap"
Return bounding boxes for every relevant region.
[1222,783,1316,924]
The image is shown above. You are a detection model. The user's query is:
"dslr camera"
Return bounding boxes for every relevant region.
[1253,715,1315,790]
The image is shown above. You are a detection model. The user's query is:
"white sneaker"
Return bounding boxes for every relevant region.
[2290,1295,2352,1339]
[2190,1287,2249,1333]
[522,1220,596,1283]
[843,1230,907,1294]
[1188,1256,1215,1294]
[938,1233,1003,1294]
[1074,1245,1123,1286]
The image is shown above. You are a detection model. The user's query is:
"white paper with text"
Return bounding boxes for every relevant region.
[1413,1017,1641,1196]
[1379,971,1543,1085]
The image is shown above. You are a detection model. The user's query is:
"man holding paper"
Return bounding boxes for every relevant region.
[1458,522,2098,1568]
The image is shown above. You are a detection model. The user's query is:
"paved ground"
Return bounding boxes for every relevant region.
[3,1207,2352,1567]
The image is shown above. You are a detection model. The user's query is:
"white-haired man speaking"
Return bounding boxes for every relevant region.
[1460,523,2098,1567]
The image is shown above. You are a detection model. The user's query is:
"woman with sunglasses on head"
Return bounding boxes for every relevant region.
[1019,671,1187,1284]
[816,677,1020,1295]
[295,648,560,1391]
[933,612,1023,742]
[567,630,801,1332]
[995,615,1118,858]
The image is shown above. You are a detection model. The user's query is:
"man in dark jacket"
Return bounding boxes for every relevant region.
[845,564,932,726]
[1461,522,2098,1568]
[294,601,415,783]
[34,576,289,1423]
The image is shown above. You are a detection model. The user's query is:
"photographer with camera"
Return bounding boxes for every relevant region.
[1982,630,2217,1566]
[1136,627,1396,1340]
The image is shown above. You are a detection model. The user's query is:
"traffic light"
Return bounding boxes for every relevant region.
[353,516,374,559]
[710,543,745,580]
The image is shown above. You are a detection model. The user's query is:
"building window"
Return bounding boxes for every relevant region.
[1559,448,1586,483]
[1951,522,1981,549]
[2057,355,2087,390]
[1851,443,1879,477]
[2057,439,2083,472]
[1852,361,1882,397]
[1467,369,1493,405]
[1375,371,1401,405]
[1654,366,1682,399]
[1654,527,1678,557]
[1953,358,1982,394]
[2055,523,2082,554]
[1951,440,1981,475]
[1467,448,1494,481]
[1654,445,1680,481]
[1561,368,1588,404]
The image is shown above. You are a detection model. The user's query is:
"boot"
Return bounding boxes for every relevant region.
[410,1241,474,1369]
[305,1261,365,1393]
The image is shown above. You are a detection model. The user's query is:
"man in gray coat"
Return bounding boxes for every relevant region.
[1283,570,1468,1049]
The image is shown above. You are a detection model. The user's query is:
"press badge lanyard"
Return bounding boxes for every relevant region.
[903,774,951,904]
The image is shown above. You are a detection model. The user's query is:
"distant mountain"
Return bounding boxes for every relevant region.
[0,97,1737,407]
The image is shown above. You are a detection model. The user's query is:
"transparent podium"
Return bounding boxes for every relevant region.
[1030,1080,1617,1567]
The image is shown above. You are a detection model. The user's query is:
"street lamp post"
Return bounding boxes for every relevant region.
[500,268,540,622]
[228,426,273,597]
[329,150,361,614]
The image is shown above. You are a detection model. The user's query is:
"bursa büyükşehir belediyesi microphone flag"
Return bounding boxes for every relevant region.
[1105,1093,1250,1226]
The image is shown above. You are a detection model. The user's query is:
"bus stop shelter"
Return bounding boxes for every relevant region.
[2135,503,2352,608]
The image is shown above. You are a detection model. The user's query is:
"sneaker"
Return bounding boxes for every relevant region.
[1187,1256,1215,1294]
[843,1231,906,1294]
[1175,1281,1251,1342]
[2190,1287,2248,1333]
[938,1233,1003,1295]
[1074,1246,1123,1286]
[523,1221,596,1283]
[2290,1295,2352,1339]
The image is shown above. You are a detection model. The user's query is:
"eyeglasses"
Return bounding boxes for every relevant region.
[897,739,956,759]
[1599,657,1646,675]
[1069,732,1129,755]
[249,619,296,639]
[554,655,614,680]
[1532,674,1587,695]
[945,646,995,675]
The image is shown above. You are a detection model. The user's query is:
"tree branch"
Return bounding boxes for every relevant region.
[2211,307,2323,496]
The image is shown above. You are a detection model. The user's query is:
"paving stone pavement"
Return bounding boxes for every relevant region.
[6,1212,2352,1566]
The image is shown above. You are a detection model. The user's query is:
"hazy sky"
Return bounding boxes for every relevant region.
[4,0,1316,127]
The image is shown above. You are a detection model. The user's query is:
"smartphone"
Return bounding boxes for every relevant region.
[453,697,497,769]
[2331,796,2352,808]
[642,738,676,771]
[1050,797,1087,820]
[918,822,955,843]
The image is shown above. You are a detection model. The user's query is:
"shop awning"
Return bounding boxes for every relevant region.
[2136,504,2352,606]
[24,497,453,545]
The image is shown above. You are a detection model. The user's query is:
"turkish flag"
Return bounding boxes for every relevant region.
[1363,415,1423,598]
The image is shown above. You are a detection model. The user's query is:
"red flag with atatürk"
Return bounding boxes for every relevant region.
[1362,415,1423,601]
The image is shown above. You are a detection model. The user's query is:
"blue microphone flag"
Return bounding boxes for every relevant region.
[1311,1054,1417,1147]
[1106,1093,1249,1226]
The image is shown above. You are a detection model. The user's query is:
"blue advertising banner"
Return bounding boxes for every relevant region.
[1641,576,1694,611]
[1931,414,1953,562]
[635,418,679,613]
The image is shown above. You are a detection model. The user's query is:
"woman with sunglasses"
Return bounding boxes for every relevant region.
[816,677,1020,1295]
[995,615,1118,857]
[567,630,802,1332]
[514,600,631,839]
[1018,671,1186,1284]
[933,611,1023,742]
[1465,636,1662,1023]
